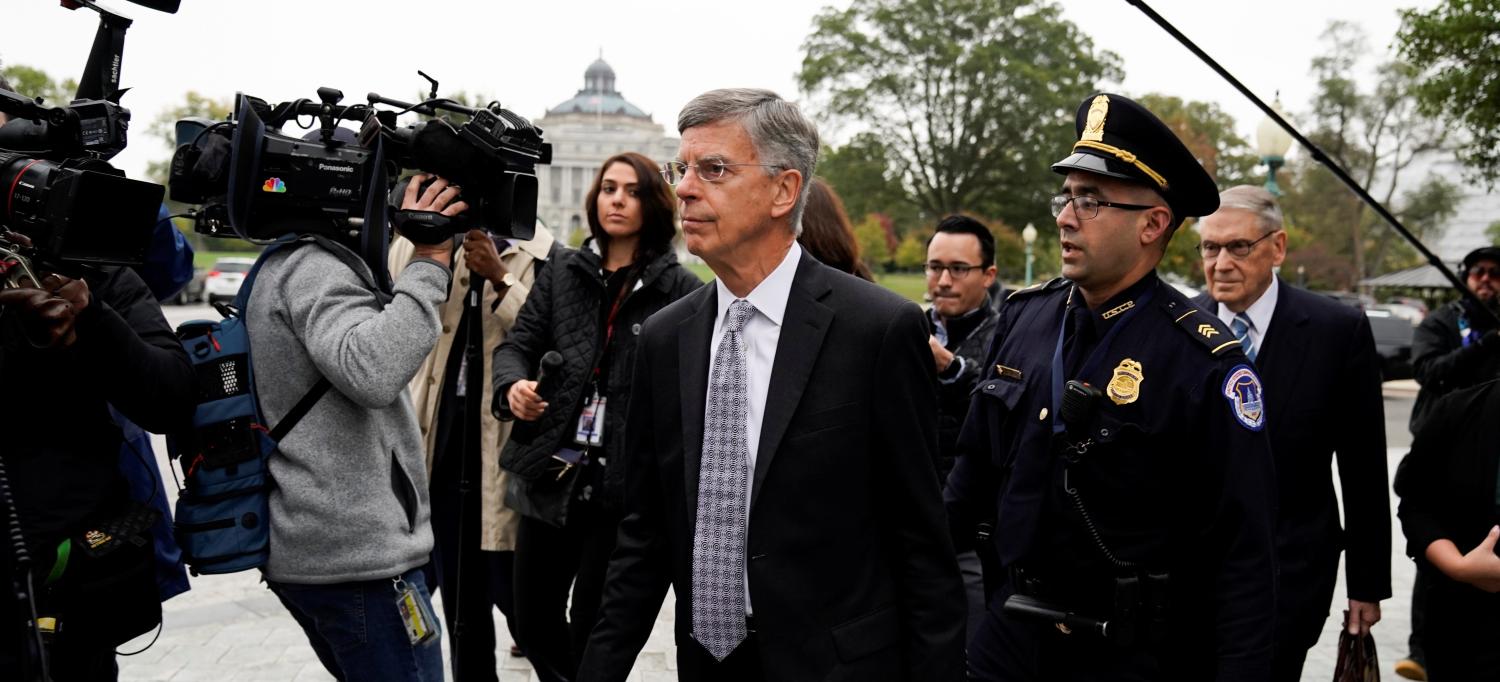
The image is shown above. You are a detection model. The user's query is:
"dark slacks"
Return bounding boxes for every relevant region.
[512,500,617,682]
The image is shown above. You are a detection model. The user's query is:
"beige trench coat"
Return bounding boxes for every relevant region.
[388,226,556,551]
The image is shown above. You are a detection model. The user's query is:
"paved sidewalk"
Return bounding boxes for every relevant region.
[122,317,1421,682]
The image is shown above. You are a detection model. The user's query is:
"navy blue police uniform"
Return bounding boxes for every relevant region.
[946,93,1278,681]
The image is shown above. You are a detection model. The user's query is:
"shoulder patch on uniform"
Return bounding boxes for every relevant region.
[1161,303,1238,355]
[1006,277,1068,301]
[1222,364,1266,431]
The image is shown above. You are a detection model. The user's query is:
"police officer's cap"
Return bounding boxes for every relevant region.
[1461,246,1500,272]
[1051,93,1220,219]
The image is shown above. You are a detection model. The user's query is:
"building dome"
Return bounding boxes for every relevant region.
[546,57,650,120]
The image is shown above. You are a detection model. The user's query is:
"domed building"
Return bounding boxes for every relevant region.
[534,57,679,245]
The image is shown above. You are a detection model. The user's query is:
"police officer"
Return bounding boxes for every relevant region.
[946,93,1277,681]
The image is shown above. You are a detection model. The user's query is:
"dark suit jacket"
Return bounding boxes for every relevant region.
[578,252,966,682]
[1195,281,1391,648]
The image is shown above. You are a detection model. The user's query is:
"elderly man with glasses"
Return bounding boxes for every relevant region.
[1192,185,1390,682]
[946,94,1277,681]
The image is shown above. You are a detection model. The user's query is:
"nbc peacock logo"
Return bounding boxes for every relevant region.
[262,178,287,193]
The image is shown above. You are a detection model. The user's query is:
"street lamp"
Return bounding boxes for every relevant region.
[1021,222,1037,286]
[1256,97,1295,196]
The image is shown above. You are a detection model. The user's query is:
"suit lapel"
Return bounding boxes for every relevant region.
[751,254,834,512]
[680,285,717,514]
[1256,280,1310,426]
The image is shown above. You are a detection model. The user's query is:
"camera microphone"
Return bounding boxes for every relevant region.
[535,351,564,402]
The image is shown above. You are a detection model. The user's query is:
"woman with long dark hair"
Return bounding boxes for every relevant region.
[492,151,701,682]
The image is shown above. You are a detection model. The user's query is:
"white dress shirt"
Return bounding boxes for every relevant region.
[705,241,801,614]
[1216,276,1279,359]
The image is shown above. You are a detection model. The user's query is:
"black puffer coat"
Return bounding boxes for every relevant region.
[492,242,702,526]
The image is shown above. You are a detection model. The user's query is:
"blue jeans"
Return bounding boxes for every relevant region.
[270,567,444,682]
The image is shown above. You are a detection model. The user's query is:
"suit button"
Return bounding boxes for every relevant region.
[442,324,452,334]
[986,383,996,390]
[460,276,469,287]
[1039,407,1049,421]
[632,323,642,335]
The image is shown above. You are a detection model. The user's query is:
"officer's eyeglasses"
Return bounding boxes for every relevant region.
[925,262,982,279]
[1049,194,1157,220]
[660,159,784,186]
[1198,230,1280,259]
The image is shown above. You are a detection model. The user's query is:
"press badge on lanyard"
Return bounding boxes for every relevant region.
[575,390,606,446]
[394,575,438,646]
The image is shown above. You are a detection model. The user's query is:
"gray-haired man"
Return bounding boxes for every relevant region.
[577,88,965,682]
[1193,185,1390,681]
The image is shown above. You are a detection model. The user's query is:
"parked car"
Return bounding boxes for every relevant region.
[1365,305,1416,381]
[203,257,256,305]
[171,267,208,305]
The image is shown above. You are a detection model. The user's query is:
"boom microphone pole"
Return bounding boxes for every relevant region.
[1124,0,1500,328]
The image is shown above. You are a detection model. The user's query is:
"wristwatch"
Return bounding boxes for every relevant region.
[498,272,517,289]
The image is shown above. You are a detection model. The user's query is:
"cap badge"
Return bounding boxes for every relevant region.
[1082,94,1110,143]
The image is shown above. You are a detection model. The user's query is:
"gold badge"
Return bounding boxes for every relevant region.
[1107,358,1143,406]
[1081,95,1110,142]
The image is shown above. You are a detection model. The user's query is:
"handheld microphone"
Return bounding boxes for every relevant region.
[534,351,564,402]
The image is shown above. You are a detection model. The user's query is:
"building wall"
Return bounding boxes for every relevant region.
[535,111,679,246]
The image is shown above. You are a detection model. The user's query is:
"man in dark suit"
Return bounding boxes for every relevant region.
[1193,185,1391,681]
[576,88,966,682]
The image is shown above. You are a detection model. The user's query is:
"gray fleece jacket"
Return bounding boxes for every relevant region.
[247,239,450,584]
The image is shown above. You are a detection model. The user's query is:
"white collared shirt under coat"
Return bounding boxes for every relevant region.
[705,240,803,613]
[1216,275,1280,359]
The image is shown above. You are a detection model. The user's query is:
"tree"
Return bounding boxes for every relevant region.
[818,133,921,231]
[1279,22,1456,290]
[0,61,77,106]
[853,213,891,271]
[144,91,233,184]
[1396,0,1500,187]
[1133,94,1260,189]
[892,232,927,270]
[798,0,1122,230]
[1486,219,1500,245]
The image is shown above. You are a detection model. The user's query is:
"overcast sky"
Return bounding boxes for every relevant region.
[2,0,1436,181]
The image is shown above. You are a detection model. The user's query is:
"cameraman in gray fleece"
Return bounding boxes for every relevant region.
[246,174,467,682]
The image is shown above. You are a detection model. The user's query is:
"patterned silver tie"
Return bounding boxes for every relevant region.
[1231,312,1257,362]
[691,298,756,661]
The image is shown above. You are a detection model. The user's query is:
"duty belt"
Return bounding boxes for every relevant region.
[1003,567,1170,645]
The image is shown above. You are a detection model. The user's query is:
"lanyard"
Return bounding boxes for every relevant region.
[592,278,632,381]
[1049,283,1155,435]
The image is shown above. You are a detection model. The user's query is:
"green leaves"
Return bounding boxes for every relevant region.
[798,0,1121,231]
[1396,0,1500,187]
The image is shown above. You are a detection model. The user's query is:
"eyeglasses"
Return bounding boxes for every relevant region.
[1198,230,1280,259]
[925,262,983,279]
[1049,194,1158,220]
[1470,265,1500,280]
[660,160,784,186]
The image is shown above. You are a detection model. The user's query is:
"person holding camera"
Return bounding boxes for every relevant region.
[491,151,700,682]
[391,222,560,681]
[1,74,196,681]
[247,173,468,682]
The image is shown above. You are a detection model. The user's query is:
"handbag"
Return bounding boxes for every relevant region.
[1332,610,1381,682]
